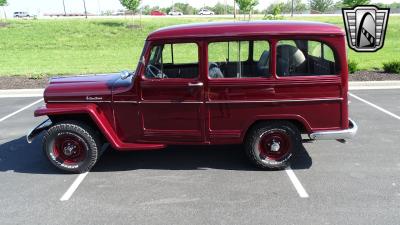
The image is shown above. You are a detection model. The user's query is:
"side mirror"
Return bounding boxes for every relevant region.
[120,70,132,80]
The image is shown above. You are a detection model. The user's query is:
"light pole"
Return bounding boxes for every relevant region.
[291,0,294,17]
[82,0,87,19]
[62,0,66,16]
[233,0,236,19]
[225,0,227,15]
[97,0,101,16]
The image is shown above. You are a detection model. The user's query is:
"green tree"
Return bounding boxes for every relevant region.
[120,0,141,13]
[270,0,307,14]
[119,0,141,26]
[264,2,283,20]
[171,3,195,15]
[342,0,370,7]
[291,0,307,13]
[235,0,259,19]
[0,0,7,20]
[310,0,333,13]
[212,2,234,15]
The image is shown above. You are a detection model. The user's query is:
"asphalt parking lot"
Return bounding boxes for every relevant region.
[0,89,399,225]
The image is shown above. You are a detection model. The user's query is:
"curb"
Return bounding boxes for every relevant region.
[349,80,400,90]
[0,89,44,98]
[0,80,399,97]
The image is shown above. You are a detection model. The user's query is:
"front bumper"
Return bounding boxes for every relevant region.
[309,119,358,140]
[26,119,52,143]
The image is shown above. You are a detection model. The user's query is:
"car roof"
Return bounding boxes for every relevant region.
[147,21,344,41]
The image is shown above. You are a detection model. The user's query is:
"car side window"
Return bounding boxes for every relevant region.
[208,40,270,79]
[276,40,338,77]
[145,43,199,79]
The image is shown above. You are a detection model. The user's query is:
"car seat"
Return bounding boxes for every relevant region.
[276,45,306,76]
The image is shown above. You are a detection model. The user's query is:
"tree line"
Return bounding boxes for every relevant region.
[121,0,399,16]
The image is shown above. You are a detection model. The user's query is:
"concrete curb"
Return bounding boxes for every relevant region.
[0,89,44,98]
[0,80,399,97]
[349,80,400,90]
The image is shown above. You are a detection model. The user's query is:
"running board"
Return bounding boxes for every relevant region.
[116,143,166,151]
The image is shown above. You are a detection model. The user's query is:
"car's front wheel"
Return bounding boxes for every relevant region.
[43,121,102,173]
[245,121,301,170]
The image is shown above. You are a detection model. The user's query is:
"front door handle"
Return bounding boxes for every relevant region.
[188,82,204,87]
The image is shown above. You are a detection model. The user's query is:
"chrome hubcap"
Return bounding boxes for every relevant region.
[270,140,281,152]
[63,142,77,156]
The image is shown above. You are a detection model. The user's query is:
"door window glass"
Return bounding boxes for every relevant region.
[145,43,199,79]
[208,40,270,78]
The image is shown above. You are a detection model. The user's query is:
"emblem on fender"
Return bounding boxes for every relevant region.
[342,5,390,52]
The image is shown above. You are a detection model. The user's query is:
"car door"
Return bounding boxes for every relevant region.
[138,42,205,143]
[206,39,276,144]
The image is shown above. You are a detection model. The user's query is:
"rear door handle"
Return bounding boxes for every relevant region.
[188,82,204,87]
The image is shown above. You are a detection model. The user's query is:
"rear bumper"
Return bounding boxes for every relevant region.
[27,119,52,143]
[309,119,358,140]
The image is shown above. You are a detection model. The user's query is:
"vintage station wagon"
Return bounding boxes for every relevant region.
[28,21,357,173]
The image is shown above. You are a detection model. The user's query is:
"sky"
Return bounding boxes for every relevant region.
[1,0,399,16]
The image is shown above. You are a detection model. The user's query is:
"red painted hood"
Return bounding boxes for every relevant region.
[44,74,121,103]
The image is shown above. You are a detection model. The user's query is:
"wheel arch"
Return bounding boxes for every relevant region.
[241,115,312,142]
[34,104,118,148]
[34,104,166,151]
[48,113,106,142]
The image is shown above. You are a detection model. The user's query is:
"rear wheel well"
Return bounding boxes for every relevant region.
[245,119,307,139]
[48,114,107,142]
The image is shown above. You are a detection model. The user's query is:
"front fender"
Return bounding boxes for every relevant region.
[27,118,52,143]
[33,103,165,151]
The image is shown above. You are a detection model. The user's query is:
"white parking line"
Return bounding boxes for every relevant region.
[349,93,400,120]
[285,168,309,198]
[0,98,43,122]
[60,172,89,201]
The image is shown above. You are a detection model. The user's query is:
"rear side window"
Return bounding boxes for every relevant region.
[208,40,270,78]
[276,40,338,77]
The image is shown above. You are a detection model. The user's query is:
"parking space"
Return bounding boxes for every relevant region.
[350,89,400,116]
[0,89,399,225]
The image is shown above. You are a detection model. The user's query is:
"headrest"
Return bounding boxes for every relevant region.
[277,45,306,67]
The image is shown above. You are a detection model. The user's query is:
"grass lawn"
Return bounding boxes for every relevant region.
[0,16,399,77]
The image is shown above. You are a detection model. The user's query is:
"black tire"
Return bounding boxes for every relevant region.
[244,121,301,170]
[42,121,102,173]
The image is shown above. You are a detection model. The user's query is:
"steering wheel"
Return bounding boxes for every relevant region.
[146,64,168,78]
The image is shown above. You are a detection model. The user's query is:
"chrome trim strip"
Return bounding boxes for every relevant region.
[140,101,203,104]
[47,100,112,103]
[309,119,358,140]
[113,101,138,104]
[206,98,343,104]
[47,98,342,104]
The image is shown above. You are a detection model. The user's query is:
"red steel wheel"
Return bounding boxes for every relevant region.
[245,121,301,170]
[258,130,292,161]
[43,121,102,173]
[52,133,87,165]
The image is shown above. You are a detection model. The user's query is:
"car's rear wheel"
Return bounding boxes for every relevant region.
[245,121,301,170]
[43,121,102,173]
